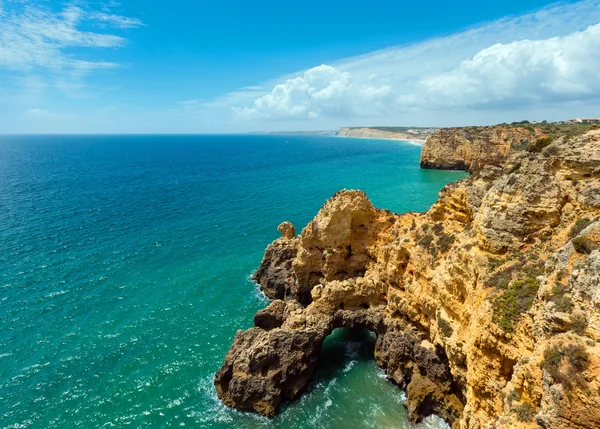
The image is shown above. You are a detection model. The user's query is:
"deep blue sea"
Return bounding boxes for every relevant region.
[0,135,466,429]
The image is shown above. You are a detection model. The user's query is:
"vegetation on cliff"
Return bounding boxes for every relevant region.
[216,126,600,429]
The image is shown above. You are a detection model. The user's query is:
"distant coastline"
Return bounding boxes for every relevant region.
[250,126,436,143]
[335,134,426,145]
[337,127,437,142]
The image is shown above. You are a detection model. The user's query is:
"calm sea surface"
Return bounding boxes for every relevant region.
[0,135,466,429]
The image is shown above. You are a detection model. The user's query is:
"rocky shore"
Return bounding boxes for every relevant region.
[215,126,600,429]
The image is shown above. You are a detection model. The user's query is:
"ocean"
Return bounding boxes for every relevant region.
[0,134,466,429]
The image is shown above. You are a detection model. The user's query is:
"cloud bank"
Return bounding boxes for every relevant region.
[419,23,600,109]
[235,65,394,119]
[229,0,600,125]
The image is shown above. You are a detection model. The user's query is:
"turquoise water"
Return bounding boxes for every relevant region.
[0,135,466,429]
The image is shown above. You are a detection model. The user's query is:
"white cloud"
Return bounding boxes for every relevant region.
[228,0,600,124]
[0,1,141,72]
[418,24,600,108]
[235,65,393,120]
[26,107,49,115]
[89,12,144,29]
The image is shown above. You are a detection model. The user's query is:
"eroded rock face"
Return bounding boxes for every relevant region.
[251,236,298,301]
[216,129,600,429]
[277,221,296,240]
[375,325,465,424]
[473,156,564,253]
[420,126,541,172]
[253,299,302,330]
[214,327,327,417]
[293,190,382,297]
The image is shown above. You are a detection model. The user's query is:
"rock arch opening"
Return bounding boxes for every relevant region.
[314,327,377,385]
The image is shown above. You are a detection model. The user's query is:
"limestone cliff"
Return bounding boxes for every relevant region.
[215,127,600,429]
[420,126,546,172]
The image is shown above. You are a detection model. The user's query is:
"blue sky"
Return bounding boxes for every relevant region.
[1,0,599,133]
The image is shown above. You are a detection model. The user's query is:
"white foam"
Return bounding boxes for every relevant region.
[404,140,426,146]
[342,360,356,373]
[45,290,67,298]
[417,415,452,429]
[246,271,270,305]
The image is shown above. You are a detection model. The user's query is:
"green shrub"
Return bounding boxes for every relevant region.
[543,145,560,156]
[492,277,539,332]
[523,125,535,133]
[421,224,430,232]
[437,316,453,338]
[551,284,574,312]
[514,402,535,422]
[566,344,592,371]
[571,313,588,335]
[543,344,563,367]
[437,233,455,253]
[463,242,475,251]
[488,267,513,289]
[418,234,434,247]
[506,389,519,405]
[523,263,544,278]
[527,137,553,153]
[488,257,504,272]
[542,343,590,391]
[572,236,599,254]
[569,218,592,238]
[432,223,444,235]
[571,178,579,186]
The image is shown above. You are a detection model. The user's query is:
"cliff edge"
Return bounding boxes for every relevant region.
[215,127,600,429]
[420,126,547,172]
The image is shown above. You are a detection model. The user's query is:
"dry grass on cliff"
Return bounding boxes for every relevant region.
[503,122,599,140]
[542,342,590,392]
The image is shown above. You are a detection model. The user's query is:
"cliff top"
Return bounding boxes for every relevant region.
[421,123,599,172]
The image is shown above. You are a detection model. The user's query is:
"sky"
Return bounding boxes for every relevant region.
[0,0,599,133]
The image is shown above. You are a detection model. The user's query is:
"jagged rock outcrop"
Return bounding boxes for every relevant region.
[277,221,296,240]
[216,128,600,429]
[251,223,299,301]
[214,326,327,417]
[420,126,543,172]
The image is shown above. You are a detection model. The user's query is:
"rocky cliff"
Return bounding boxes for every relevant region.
[215,127,600,429]
[420,126,546,172]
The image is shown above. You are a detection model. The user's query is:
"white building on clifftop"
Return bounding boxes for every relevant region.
[568,117,600,124]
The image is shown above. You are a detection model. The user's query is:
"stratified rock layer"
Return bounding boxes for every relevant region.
[216,128,600,429]
[420,126,542,172]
